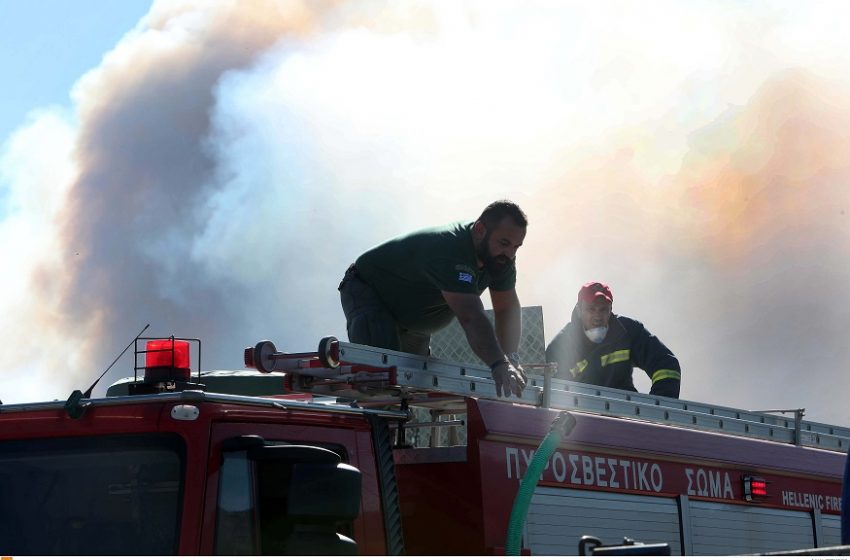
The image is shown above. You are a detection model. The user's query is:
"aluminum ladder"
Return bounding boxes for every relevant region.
[244,336,850,453]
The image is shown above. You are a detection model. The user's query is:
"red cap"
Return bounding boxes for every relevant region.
[578,281,613,304]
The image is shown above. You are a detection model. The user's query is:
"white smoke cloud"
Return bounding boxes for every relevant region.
[0,108,87,402]
[1,0,849,430]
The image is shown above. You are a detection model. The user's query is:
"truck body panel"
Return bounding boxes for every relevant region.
[395,399,844,555]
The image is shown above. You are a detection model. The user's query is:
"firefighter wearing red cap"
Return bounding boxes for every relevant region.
[545,281,681,398]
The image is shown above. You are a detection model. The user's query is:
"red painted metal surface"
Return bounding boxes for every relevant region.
[395,398,845,555]
[395,447,484,555]
[0,399,388,555]
[472,399,846,478]
[2,393,843,555]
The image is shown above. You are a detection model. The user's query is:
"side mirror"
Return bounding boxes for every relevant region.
[251,444,362,555]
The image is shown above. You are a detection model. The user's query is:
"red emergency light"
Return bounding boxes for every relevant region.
[743,475,768,501]
[144,339,191,383]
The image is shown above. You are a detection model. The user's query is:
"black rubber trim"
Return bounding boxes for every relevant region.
[368,414,405,555]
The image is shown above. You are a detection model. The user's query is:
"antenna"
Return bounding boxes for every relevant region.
[83,323,151,398]
[65,324,151,419]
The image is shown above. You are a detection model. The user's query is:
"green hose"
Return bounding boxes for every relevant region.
[505,411,576,555]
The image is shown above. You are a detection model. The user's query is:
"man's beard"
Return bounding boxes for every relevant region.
[477,231,512,275]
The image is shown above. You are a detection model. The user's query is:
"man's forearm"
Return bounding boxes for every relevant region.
[494,304,521,355]
[459,312,507,366]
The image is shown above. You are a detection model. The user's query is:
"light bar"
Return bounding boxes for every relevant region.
[743,475,768,501]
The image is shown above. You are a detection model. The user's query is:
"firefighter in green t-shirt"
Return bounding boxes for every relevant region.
[339,200,528,398]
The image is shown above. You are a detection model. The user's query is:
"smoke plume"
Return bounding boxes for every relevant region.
[1,0,849,427]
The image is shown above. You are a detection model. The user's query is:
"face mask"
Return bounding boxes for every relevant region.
[584,327,608,343]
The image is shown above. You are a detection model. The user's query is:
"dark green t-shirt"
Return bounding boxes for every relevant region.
[354,221,516,333]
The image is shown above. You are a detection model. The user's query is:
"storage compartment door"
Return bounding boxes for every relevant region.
[525,487,682,555]
[689,501,814,555]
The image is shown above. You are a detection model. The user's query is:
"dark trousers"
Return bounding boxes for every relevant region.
[338,266,431,355]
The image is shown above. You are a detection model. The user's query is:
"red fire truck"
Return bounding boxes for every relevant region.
[0,329,847,555]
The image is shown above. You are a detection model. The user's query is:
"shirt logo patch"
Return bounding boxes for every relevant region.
[458,272,474,284]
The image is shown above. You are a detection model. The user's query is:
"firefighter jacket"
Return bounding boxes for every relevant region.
[545,306,681,398]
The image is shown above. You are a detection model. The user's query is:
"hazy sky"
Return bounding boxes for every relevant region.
[0,0,151,145]
[1,0,849,431]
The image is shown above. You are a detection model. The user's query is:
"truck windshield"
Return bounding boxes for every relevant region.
[0,433,184,555]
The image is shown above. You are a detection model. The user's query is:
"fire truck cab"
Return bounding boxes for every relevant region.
[0,388,406,555]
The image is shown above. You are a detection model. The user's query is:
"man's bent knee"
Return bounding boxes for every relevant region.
[347,312,401,351]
